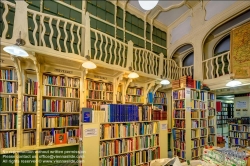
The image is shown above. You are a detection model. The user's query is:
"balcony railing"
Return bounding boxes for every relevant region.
[203,51,230,80]
[0,1,196,80]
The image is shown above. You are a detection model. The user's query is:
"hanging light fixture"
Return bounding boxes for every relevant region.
[128,64,139,79]
[160,75,170,85]
[226,79,242,87]
[138,0,159,10]
[82,51,96,69]
[3,31,29,57]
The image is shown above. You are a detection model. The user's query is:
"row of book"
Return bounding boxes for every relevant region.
[229,132,250,139]
[153,97,167,104]
[172,76,201,90]
[173,90,185,99]
[174,140,185,150]
[40,129,79,146]
[200,120,207,128]
[208,108,215,116]
[86,101,108,110]
[208,92,215,100]
[25,78,38,95]
[208,135,215,143]
[191,120,199,128]
[99,153,134,166]
[208,101,215,108]
[125,95,143,103]
[126,87,143,95]
[86,79,113,91]
[229,124,250,131]
[154,92,166,98]
[174,149,185,160]
[174,100,185,108]
[43,85,80,98]
[191,111,198,118]
[191,139,199,148]
[191,130,197,138]
[23,131,36,146]
[86,90,113,100]
[200,138,206,146]
[0,113,17,129]
[191,90,200,100]
[0,81,18,93]
[23,114,36,129]
[230,139,250,147]
[42,114,79,128]
[174,120,185,128]
[151,110,167,121]
[135,135,159,150]
[0,69,17,80]
[200,110,206,118]
[208,127,215,134]
[0,131,17,148]
[0,96,18,112]
[42,99,79,112]
[200,128,207,136]
[174,110,185,119]
[190,100,205,109]
[174,129,185,141]
[23,96,37,112]
[134,148,160,165]
[100,138,133,157]
[208,119,215,126]
[43,75,80,88]
[100,123,134,139]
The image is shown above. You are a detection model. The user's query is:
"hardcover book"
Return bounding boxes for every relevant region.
[55,133,67,144]
[81,108,92,122]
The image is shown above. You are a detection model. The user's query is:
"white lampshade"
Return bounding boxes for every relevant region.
[226,80,242,87]
[128,72,139,79]
[3,45,29,57]
[160,79,170,85]
[82,61,96,69]
[138,0,159,10]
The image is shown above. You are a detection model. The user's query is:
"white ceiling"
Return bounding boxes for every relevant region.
[128,0,189,26]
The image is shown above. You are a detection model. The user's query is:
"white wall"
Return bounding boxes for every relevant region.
[234,96,250,117]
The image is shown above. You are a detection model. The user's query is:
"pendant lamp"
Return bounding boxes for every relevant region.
[82,51,96,69]
[138,0,159,10]
[3,31,29,57]
[226,79,242,87]
[128,64,139,79]
[160,75,170,85]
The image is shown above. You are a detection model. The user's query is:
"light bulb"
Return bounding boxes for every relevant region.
[82,61,96,69]
[3,45,29,57]
[128,72,139,78]
[138,0,159,10]
[226,80,242,87]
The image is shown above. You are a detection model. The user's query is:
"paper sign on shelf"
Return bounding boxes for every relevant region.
[161,124,167,130]
[84,128,98,137]
[186,107,191,112]
[236,101,247,108]
[186,88,190,95]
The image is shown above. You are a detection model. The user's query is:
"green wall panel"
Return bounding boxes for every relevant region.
[19,151,36,166]
[38,145,78,166]
[0,153,15,166]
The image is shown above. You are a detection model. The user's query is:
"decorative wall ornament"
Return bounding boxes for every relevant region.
[230,21,250,78]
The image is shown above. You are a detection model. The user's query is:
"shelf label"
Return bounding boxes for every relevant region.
[55,68,73,74]
[161,124,167,130]
[84,128,98,137]
[186,88,190,95]
[186,107,191,112]
[94,75,108,80]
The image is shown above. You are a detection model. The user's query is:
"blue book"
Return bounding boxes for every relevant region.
[81,108,92,122]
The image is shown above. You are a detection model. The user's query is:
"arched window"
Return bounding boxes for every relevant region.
[183,52,194,66]
[214,35,230,55]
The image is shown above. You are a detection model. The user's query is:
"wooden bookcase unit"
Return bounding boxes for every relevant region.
[82,120,168,166]
[172,88,217,162]
[229,123,250,148]
[125,86,144,104]
[86,78,114,110]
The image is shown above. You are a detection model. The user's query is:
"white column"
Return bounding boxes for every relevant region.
[193,41,204,81]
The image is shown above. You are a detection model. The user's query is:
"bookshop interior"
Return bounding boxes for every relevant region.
[1,0,250,166]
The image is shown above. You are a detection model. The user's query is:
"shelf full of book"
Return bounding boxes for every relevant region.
[82,104,168,166]
[172,87,217,162]
[41,71,80,147]
[86,78,114,110]
[125,86,144,104]
[229,123,250,148]
[0,67,18,150]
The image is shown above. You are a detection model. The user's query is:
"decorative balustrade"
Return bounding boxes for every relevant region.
[27,9,83,55]
[90,28,128,68]
[203,51,230,80]
[0,0,196,81]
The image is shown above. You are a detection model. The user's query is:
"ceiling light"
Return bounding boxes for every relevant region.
[160,75,170,85]
[3,31,28,57]
[226,80,242,87]
[138,0,159,10]
[128,72,139,79]
[160,79,170,85]
[128,65,139,79]
[82,52,96,69]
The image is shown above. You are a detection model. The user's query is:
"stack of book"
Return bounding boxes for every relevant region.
[180,76,193,88]
[172,80,180,89]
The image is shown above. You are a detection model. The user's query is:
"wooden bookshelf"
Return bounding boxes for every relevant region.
[229,123,250,147]
[41,70,81,146]
[21,69,38,147]
[125,86,144,104]
[0,66,18,151]
[86,78,114,110]
[116,83,123,103]
[82,120,168,166]
[172,88,217,162]
[207,92,217,147]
